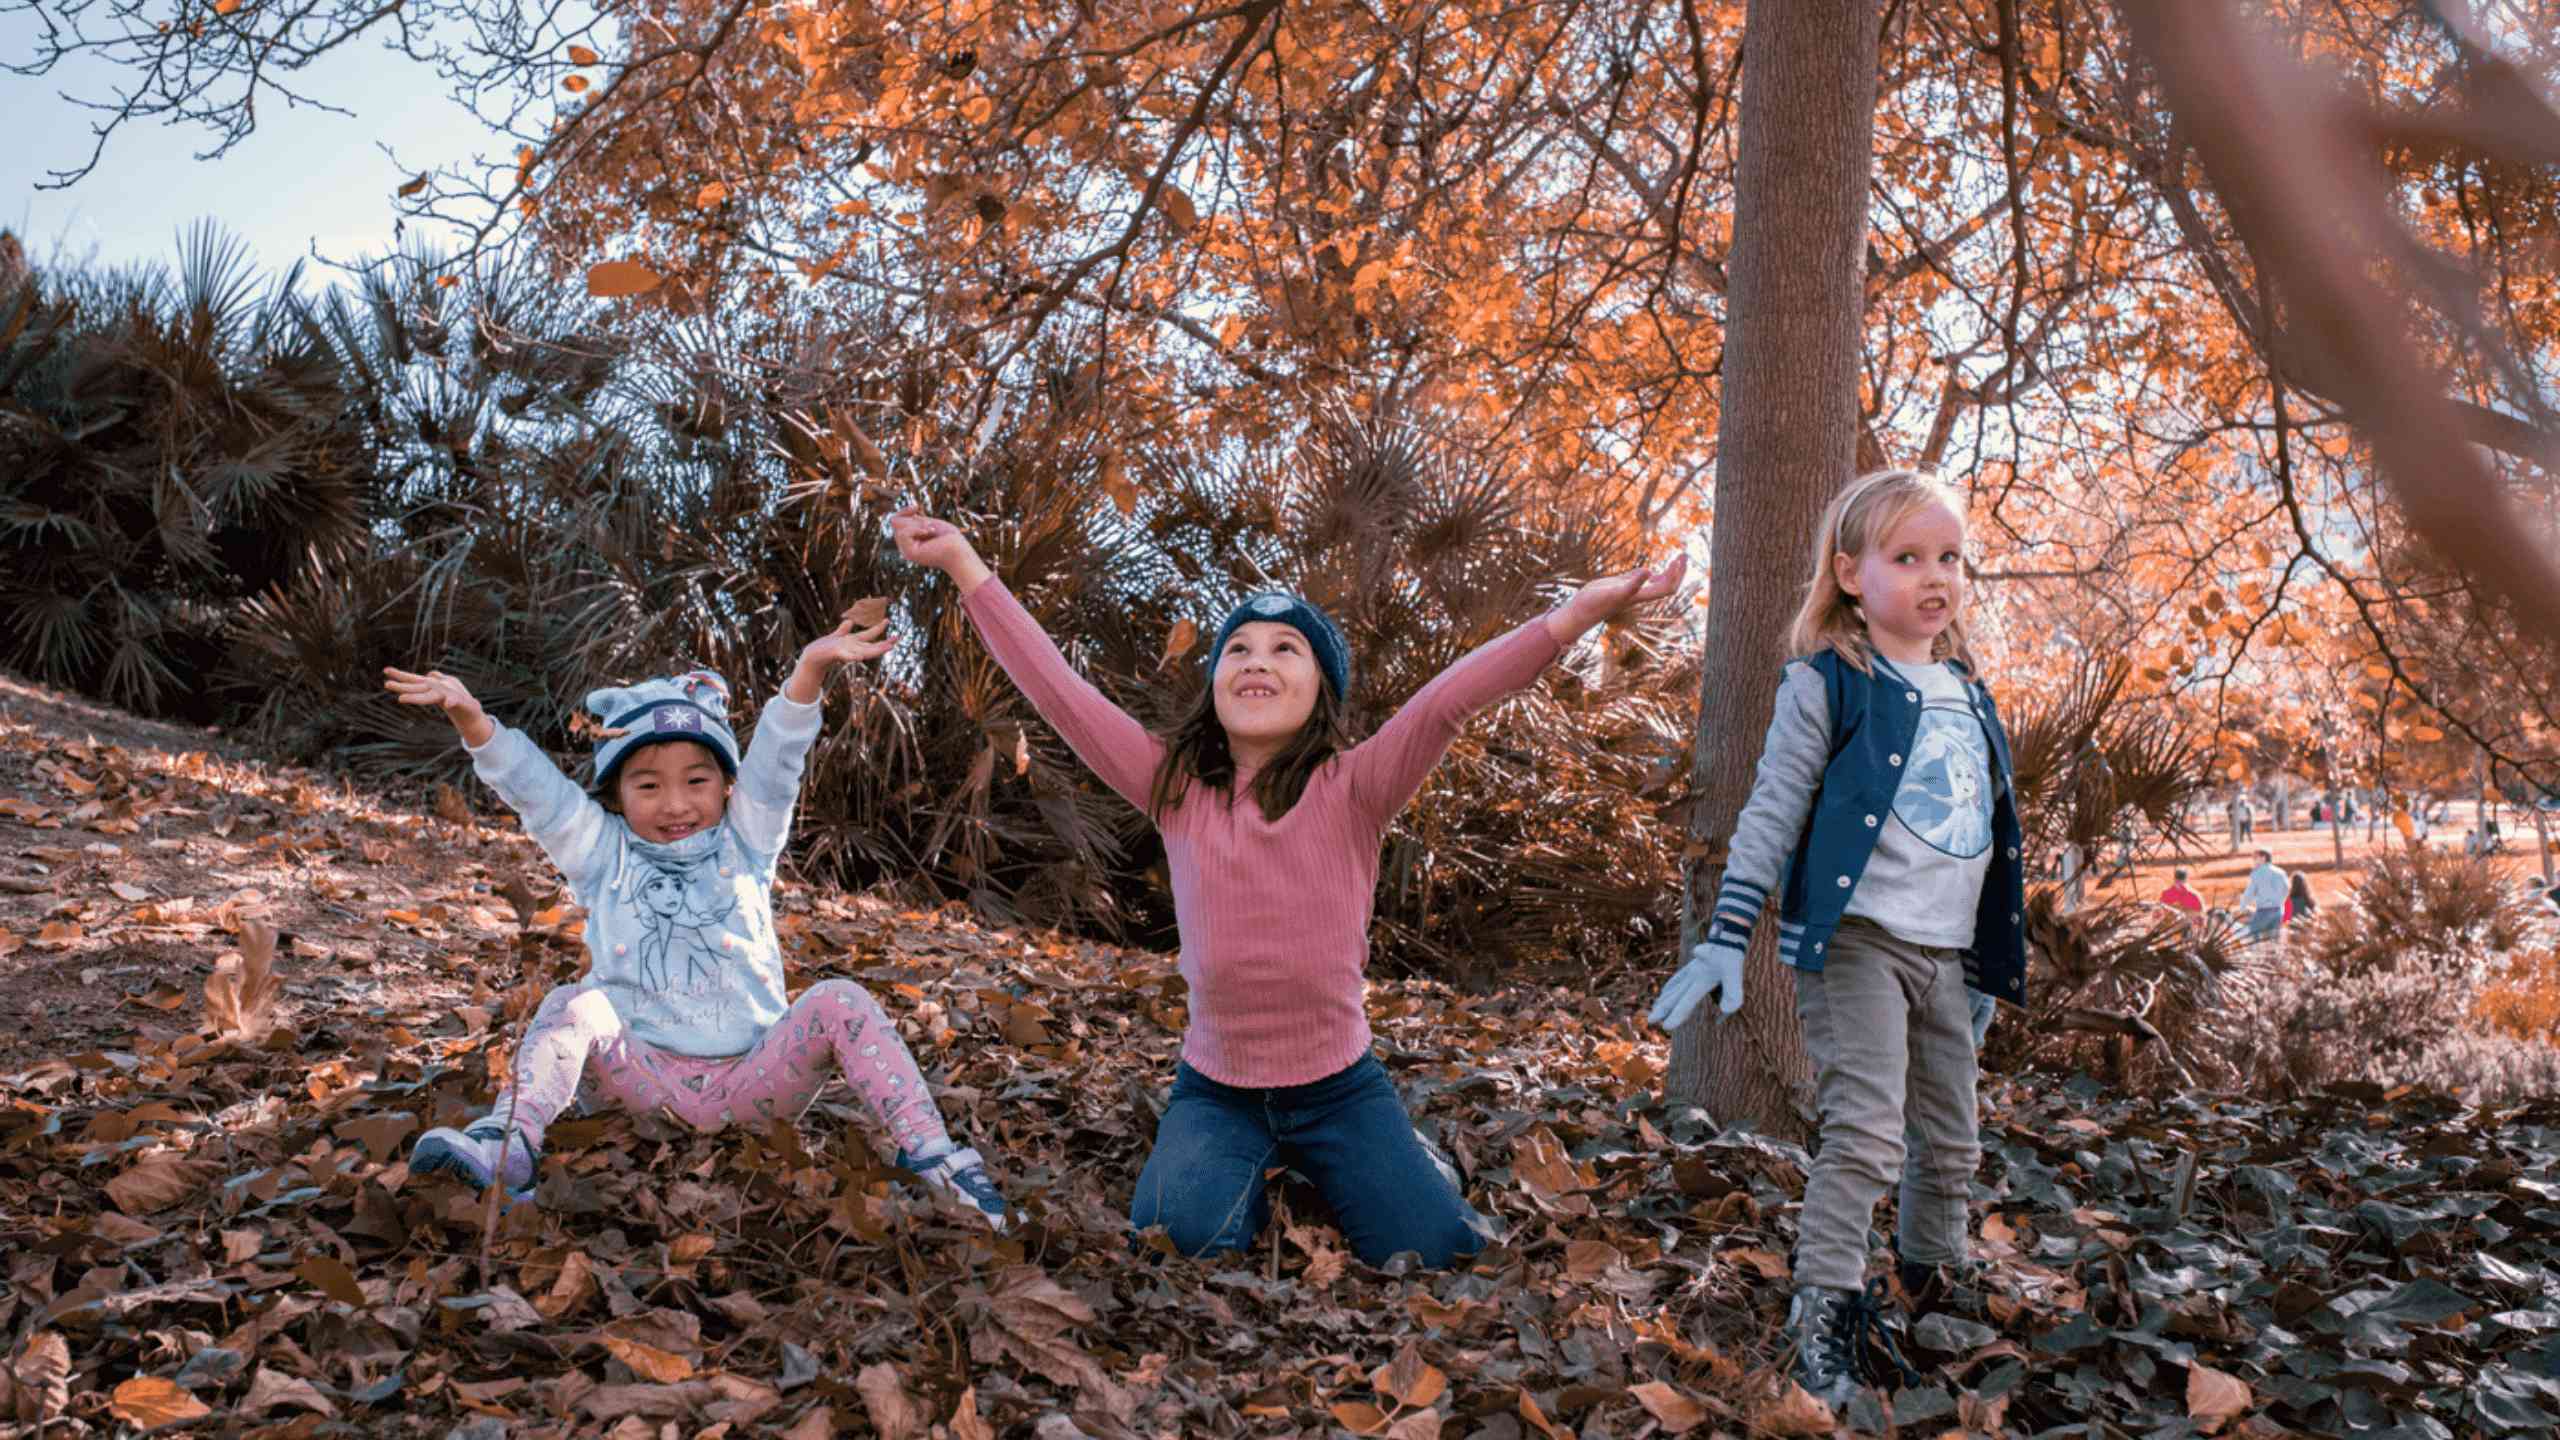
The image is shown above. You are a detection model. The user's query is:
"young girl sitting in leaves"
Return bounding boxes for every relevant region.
[889,506,1682,1268]
[1648,467,2024,1417]
[381,620,1007,1227]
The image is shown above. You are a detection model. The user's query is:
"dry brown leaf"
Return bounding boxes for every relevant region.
[1563,1239,1624,1281]
[568,43,600,65]
[106,1157,209,1216]
[601,1335,696,1384]
[241,1366,338,1417]
[434,782,472,823]
[1374,1343,1447,1410]
[1749,1381,1839,1438]
[2187,1363,2253,1432]
[1159,617,1199,671]
[9,1333,70,1424]
[294,1253,365,1308]
[1516,1388,1566,1439]
[586,260,663,299]
[1385,1411,1444,1440]
[854,1363,926,1440]
[1330,1400,1392,1436]
[1100,451,1136,516]
[538,1252,599,1322]
[948,1388,996,1440]
[108,880,149,902]
[110,1376,212,1429]
[1629,1380,1708,1435]
[844,596,891,628]
[779,1404,837,1440]
[696,181,730,208]
[204,919,281,1040]
[1726,1246,1792,1280]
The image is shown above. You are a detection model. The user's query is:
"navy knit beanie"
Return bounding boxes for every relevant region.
[587,669,742,791]
[1210,592,1351,699]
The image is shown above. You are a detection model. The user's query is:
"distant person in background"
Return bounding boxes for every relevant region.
[2240,849,2289,942]
[2287,872,2317,924]
[2161,868,2204,919]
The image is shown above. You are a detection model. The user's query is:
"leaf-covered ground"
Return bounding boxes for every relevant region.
[2,674,2557,1439]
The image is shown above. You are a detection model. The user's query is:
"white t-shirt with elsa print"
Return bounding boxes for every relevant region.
[1844,659,1995,950]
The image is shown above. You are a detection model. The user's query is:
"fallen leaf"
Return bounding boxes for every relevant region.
[1374,1342,1447,1410]
[110,1376,212,1429]
[2187,1363,2253,1432]
[108,881,149,902]
[696,181,730,208]
[1325,1400,1391,1436]
[1385,1412,1444,1440]
[241,1366,337,1417]
[435,783,473,824]
[298,1254,367,1308]
[1629,1380,1708,1435]
[1749,1381,1839,1438]
[948,1388,995,1440]
[844,596,891,628]
[10,1333,70,1423]
[204,919,281,1040]
[855,1363,926,1440]
[107,1157,209,1215]
[1563,1239,1624,1281]
[602,1335,696,1384]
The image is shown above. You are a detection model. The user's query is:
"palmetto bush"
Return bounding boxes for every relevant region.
[0,226,376,716]
[181,247,1698,979]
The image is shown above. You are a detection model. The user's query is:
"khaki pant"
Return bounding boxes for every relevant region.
[1792,918,1981,1290]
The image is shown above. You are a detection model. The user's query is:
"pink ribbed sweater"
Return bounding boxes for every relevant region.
[962,579,1564,1086]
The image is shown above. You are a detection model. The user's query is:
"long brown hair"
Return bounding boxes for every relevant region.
[1146,675,1361,822]
[1785,466,1981,674]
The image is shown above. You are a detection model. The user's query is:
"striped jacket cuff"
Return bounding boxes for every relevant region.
[1706,875,1768,948]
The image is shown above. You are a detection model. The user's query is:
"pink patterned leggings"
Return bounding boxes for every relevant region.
[497,979,951,1157]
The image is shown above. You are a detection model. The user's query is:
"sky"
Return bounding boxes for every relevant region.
[3,12,498,280]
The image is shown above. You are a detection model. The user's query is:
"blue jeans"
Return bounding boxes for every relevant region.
[1130,1054,1489,1269]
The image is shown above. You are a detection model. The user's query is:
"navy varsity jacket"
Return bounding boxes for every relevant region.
[1700,648,2028,1005]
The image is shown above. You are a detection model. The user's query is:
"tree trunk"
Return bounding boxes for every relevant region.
[1670,0,1881,1140]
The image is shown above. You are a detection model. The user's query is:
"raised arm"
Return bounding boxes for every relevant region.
[387,666,618,892]
[1344,555,1688,826]
[728,616,895,861]
[890,510,1165,812]
[1341,620,1565,826]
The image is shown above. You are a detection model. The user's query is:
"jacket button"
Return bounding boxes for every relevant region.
[1890,753,1903,766]
[1813,941,1824,952]
[1837,875,1852,889]
[2006,846,2018,859]
[1865,814,1879,828]
[2011,913,2021,923]
[1906,691,1919,703]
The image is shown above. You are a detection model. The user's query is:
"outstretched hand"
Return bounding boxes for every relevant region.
[785,617,895,702]
[1551,553,1691,643]
[886,507,988,582]
[383,667,496,747]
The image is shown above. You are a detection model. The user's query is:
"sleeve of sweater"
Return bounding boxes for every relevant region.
[466,724,614,899]
[1702,662,1831,951]
[1341,618,1564,829]
[960,578,1166,813]
[725,693,825,868]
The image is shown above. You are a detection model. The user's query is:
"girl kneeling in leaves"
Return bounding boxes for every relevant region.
[381,628,1007,1227]
[891,507,1681,1267]
[1648,467,2024,1417]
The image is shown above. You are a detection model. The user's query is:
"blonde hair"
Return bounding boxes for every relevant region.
[1785,467,1978,672]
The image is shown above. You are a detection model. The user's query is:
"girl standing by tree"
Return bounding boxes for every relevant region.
[1648,468,2025,1416]
[890,507,1680,1268]
[382,630,1008,1227]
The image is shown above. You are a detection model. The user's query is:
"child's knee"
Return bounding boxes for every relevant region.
[537,983,621,1035]
[800,978,885,1027]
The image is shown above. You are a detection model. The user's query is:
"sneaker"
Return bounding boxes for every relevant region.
[411,1119,537,1196]
[1785,1279,1911,1413]
[896,1143,1008,1230]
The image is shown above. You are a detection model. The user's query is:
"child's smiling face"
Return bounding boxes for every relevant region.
[1837,499,1967,665]
[1212,621,1324,762]
[614,739,731,843]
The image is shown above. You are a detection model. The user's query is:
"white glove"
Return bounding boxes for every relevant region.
[1648,939,1746,1030]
